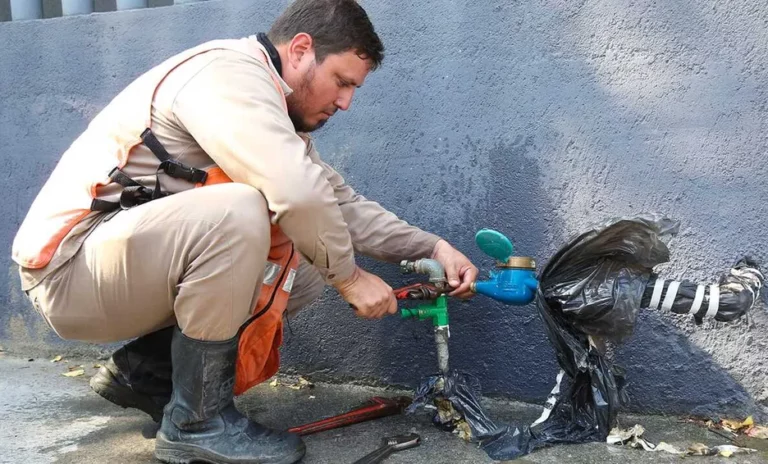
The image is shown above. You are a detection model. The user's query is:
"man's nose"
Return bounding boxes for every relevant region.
[335,88,355,111]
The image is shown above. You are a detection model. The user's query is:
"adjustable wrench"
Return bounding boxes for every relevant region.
[351,433,422,464]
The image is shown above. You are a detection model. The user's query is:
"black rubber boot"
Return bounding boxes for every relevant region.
[154,327,305,464]
[89,326,174,422]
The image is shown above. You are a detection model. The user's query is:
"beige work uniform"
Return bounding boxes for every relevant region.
[16,36,440,343]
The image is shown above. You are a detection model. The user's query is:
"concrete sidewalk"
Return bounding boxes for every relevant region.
[1,354,766,464]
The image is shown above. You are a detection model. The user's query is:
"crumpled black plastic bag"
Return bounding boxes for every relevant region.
[540,214,679,342]
[407,369,539,460]
[408,214,679,461]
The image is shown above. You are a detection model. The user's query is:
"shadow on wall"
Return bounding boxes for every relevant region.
[0,0,765,419]
[281,134,566,404]
[281,0,766,418]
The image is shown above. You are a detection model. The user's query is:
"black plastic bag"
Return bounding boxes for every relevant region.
[407,369,539,460]
[539,214,680,342]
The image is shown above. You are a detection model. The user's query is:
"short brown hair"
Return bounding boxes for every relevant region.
[268,0,384,70]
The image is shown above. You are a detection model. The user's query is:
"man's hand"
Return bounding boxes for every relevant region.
[431,239,479,299]
[334,267,397,319]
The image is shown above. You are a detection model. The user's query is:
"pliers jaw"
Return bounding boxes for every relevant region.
[393,283,444,300]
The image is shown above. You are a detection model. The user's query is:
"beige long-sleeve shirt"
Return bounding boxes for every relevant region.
[18,36,440,290]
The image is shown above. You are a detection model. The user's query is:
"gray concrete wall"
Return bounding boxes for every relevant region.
[1,0,766,419]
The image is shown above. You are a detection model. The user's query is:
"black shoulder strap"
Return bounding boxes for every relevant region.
[141,128,173,163]
[140,128,207,184]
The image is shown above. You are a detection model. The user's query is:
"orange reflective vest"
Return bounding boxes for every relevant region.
[11,39,298,396]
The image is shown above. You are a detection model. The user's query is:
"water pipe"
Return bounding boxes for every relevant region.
[400,296,450,374]
[399,259,450,374]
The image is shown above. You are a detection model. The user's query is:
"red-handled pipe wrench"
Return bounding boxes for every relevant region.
[290,267,444,436]
[287,396,412,436]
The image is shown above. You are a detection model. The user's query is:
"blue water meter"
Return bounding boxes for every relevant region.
[471,229,539,305]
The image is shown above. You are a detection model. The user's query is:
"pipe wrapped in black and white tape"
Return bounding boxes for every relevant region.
[641,257,763,323]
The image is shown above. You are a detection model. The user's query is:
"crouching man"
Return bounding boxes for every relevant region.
[12,1,477,463]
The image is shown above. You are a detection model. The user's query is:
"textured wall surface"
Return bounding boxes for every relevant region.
[1,0,766,418]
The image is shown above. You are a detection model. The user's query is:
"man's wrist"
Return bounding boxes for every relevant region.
[431,239,449,259]
[332,265,360,292]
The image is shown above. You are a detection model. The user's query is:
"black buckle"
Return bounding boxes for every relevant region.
[160,160,208,184]
[119,186,154,209]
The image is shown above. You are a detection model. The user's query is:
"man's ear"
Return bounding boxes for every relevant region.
[287,33,315,69]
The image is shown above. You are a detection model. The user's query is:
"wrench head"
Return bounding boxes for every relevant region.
[382,433,421,451]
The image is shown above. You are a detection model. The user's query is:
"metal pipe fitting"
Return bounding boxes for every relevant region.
[400,259,447,290]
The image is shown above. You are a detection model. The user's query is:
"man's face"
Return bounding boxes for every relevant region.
[285,50,371,132]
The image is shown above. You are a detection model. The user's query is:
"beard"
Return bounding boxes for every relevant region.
[286,66,327,133]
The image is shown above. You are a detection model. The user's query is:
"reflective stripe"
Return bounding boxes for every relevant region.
[705,285,719,319]
[263,262,281,286]
[649,278,665,309]
[661,281,681,312]
[282,269,296,293]
[689,285,706,315]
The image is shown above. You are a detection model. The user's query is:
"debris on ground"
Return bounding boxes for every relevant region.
[746,427,768,439]
[608,424,757,457]
[682,416,768,440]
[688,443,757,457]
[268,376,314,390]
[607,424,685,454]
[51,355,63,363]
[62,368,84,377]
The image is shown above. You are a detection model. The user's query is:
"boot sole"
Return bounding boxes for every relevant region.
[154,434,306,464]
[89,368,164,422]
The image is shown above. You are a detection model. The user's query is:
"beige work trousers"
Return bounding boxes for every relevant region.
[24,184,325,342]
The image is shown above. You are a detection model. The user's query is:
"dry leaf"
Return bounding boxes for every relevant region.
[63,369,84,377]
[687,443,755,457]
[712,445,756,456]
[745,426,768,439]
[298,377,314,388]
[686,443,710,455]
[269,379,279,388]
[93,364,102,369]
[286,377,314,390]
[722,416,753,432]
[454,420,473,442]
[51,355,62,363]
[68,365,84,371]
[309,395,316,400]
